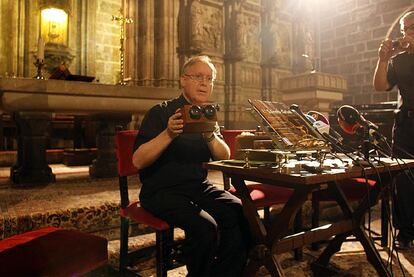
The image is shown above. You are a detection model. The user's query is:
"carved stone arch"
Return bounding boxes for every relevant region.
[385,5,414,39]
[39,0,72,14]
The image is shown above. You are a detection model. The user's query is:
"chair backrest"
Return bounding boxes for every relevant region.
[115,130,139,177]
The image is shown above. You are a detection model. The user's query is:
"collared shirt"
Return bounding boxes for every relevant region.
[134,94,221,199]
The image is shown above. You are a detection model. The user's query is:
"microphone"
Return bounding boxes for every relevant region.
[355,126,385,145]
[312,118,344,143]
[321,132,344,152]
[337,105,378,135]
[290,104,310,123]
[290,104,343,144]
[307,110,343,143]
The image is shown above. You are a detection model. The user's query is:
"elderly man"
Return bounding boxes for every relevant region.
[133,55,250,276]
[373,11,414,250]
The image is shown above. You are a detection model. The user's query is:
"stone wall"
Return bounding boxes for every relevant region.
[0,0,122,84]
[122,0,313,128]
[95,0,122,84]
[319,0,414,105]
[0,0,321,129]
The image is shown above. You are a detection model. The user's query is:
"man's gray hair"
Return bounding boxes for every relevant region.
[181,55,217,80]
[400,11,414,32]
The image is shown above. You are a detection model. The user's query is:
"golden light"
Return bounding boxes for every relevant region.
[40,8,68,45]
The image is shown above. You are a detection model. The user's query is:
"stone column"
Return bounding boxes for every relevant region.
[10,112,55,185]
[153,0,179,88]
[89,113,131,178]
[0,112,4,150]
[137,0,155,86]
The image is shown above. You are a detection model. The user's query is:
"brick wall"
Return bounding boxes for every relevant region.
[95,0,122,84]
[319,0,413,105]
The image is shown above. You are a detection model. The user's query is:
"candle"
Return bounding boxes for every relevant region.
[37,37,44,61]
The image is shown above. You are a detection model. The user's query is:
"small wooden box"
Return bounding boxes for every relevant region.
[180,105,217,133]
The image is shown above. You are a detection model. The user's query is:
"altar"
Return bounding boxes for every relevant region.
[0,78,175,185]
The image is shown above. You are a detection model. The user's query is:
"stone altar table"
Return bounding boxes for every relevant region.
[0,78,174,184]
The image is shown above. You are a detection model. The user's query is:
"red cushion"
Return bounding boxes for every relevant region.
[115,130,139,177]
[229,183,293,208]
[221,130,255,159]
[315,178,377,201]
[0,227,107,277]
[120,201,170,231]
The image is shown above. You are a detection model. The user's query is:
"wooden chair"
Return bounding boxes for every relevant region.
[115,130,183,277]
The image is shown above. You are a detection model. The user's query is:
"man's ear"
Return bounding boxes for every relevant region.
[179,75,186,87]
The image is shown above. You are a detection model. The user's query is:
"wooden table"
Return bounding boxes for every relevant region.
[205,158,414,277]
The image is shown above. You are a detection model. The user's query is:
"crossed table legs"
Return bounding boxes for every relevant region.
[230,176,391,277]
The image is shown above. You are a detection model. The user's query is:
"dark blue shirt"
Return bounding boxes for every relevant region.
[134,94,221,199]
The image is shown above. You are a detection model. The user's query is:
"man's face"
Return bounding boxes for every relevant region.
[402,16,414,37]
[180,62,214,105]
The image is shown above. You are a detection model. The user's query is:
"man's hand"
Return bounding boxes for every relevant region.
[401,34,414,52]
[133,110,183,170]
[378,39,394,62]
[167,110,184,138]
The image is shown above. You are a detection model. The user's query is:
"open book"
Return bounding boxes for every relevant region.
[248,99,328,152]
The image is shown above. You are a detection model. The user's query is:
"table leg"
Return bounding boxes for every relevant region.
[354,226,390,277]
[311,232,350,275]
[231,177,268,242]
[244,246,285,277]
[268,187,310,243]
[232,177,292,277]
[313,180,391,277]
[264,255,285,277]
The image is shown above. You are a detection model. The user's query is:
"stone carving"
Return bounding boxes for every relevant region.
[268,22,291,68]
[246,16,261,62]
[303,28,315,71]
[268,0,282,16]
[233,14,260,62]
[293,23,315,72]
[44,43,74,73]
[289,0,316,73]
[235,15,247,52]
[190,2,223,52]
[242,66,261,86]
[191,3,204,43]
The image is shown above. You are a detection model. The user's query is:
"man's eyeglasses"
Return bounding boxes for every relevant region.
[402,23,414,33]
[184,74,215,84]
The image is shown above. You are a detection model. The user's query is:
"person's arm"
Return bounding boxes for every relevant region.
[373,39,393,91]
[203,128,230,161]
[133,111,183,170]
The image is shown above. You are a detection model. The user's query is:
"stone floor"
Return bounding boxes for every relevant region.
[1,165,414,276]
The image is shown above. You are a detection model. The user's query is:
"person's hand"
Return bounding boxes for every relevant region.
[166,109,183,138]
[401,34,414,52]
[378,39,393,62]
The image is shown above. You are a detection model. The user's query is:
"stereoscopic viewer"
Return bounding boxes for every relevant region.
[180,104,218,133]
[392,38,409,49]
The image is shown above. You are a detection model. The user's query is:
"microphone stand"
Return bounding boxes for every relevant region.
[362,126,371,161]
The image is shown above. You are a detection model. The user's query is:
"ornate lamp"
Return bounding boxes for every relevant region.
[38,4,74,73]
[40,8,68,46]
